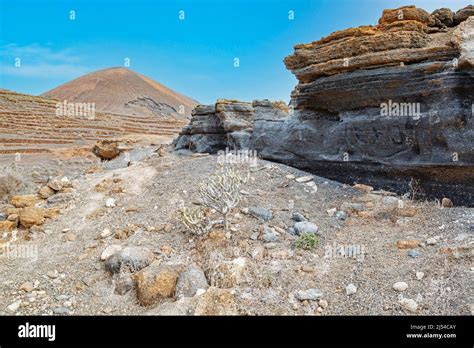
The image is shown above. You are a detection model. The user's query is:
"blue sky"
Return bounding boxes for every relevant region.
[0,0,471,104]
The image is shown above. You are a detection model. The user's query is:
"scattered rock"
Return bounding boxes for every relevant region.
[416,272,425,280]
[341,202,364,212]
[293,221,319,236]
[396,240,420,249]
[353,183,374,193]
[100,245,122,261]
[326,208,337,217]
[38,186,56,199]
[105,246,155,274]
[194,287,238,315]
[163,223,172,233]
[335,211,347,220]
[407,249,421,258]
[114,275,134,295]
[250,245,265,260]
[176,264,209,298]
[47,176,71,191]
[301,265,315,272]
[47,270,59,279]
[19,281,34,292]
[441,198,454,208]
[160,245,173,257]
[291,212,306,222]
[11,195,40,208]
[208,257,247,288]
[296,288,323,301]
[0,220,17,231]
[262,226,279,242]
[135,261,180,306]
[397,207,417,217]
[382,196,399,205]
[426,237,437,246]
[319,299,328,309]
[7,300,22,313]
[295,175,313,183]
[64,232,76,242]
[346,283,357,295]
[53,306,70,315]
[43,208,61,219]
[19,207,45,228]
[105,198,116,208]
[100,228,112,238]
[248,206,273,221]
[47,192,74,205]
[393,282,408,292]
[93,140,120,160]
[400,298,418,313]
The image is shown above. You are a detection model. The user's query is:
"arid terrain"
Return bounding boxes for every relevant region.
[0,139,472,315]
[0,4,472,317]
[0,88,187,159]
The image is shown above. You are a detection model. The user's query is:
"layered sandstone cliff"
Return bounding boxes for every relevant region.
[175,6,474,205]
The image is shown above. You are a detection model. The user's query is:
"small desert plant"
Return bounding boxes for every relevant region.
[177,206,211,236]
[198,164,248,231]
[178,164,248,235]
[295,232,319,250]
[0,174,22,201]
[407,177,422,201]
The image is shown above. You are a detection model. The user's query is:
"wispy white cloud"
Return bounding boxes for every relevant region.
[0,43,91,78]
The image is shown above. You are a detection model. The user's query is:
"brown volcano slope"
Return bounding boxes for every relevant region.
[0,89,187,155]
[41,67,198,120]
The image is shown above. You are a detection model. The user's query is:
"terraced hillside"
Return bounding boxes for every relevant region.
[41,67,198,120]
[0,89,187,155]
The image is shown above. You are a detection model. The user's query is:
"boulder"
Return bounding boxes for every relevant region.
[93,140,120,160]
[105,246,155,274]
[11,195,40,208]
[38,186,55,199]
[19,207,44,228]
[293,221,319,235]
[134,261,180,306]
[454,5,474,25]
[0,220,17,231]
[207,257,247,288]
[194,287,238,315]
[431,8,455,28]
[175,264,209,298]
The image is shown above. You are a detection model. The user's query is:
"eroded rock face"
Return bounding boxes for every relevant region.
[174,6,474,205]
[279,6,474,205]
[174,99,288,153]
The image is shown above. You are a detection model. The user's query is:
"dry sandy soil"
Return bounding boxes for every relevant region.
[0,141,472,316]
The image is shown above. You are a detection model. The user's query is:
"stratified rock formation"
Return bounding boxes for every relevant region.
[175,6,474,205]
[174,99,289,153]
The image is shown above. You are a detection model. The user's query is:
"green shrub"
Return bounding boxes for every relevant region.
[295,232,318,250]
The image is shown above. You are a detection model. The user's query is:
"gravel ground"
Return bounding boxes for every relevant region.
[0,146,472,316]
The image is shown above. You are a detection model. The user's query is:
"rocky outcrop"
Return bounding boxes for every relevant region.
[175,6,474,205]
[174,99,288,153]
